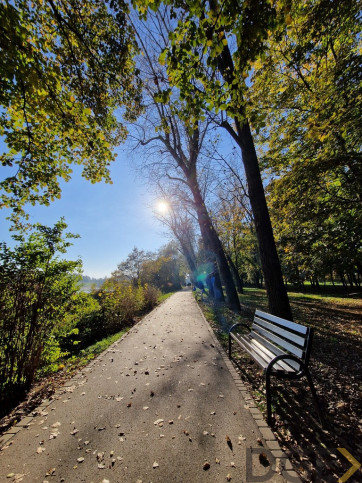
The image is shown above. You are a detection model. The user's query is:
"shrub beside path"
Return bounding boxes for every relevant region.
[0,291,296,482]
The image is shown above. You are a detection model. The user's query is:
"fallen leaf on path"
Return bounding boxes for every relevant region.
[210,411,216,415]
[70,428,79,435]
[36,447,45,454]
[45,468,56,476]
[203,462,210,470]
[13,475,25,482]
[226,435,233,451]
[215,458,220,464]
[98,464,105,469]
[51,422,61,428]
[227,474,232,481]
[153,462,159,468]
[77,457,84,463]
[154,419,164,426]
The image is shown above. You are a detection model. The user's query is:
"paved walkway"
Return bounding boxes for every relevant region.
[0,291,298,482]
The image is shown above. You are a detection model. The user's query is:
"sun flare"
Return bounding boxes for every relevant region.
[156,200,170,214]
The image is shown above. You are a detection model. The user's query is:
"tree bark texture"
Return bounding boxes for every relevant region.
[190,178,241,312]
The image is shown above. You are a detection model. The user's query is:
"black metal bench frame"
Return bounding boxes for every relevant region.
[228,309,323,425]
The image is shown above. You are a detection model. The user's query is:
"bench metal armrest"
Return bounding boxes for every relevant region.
[266,354,305,378]
[228,323,250,357]
[229,322,250,334]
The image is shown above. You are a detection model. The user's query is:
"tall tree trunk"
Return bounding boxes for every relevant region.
[212,21,293,320]
[232,120,292,319]
[190,179,241,311]
[226,253,244,293]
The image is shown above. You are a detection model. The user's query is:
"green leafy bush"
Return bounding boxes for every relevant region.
[0,220,81,415]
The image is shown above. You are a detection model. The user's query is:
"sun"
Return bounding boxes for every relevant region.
[156,200,170,214]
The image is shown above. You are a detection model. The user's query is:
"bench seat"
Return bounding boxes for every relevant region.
[229,309,323,425]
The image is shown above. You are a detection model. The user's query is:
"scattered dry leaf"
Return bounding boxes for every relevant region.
[203,462,210,470]
[227,474,232,481]
[153,462,159,469]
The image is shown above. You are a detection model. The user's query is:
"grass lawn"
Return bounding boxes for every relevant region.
[198,288,362,483]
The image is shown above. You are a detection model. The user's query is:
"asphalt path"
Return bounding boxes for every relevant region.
[0,291,288,482]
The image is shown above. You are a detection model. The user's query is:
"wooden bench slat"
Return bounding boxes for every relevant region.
[251,332,302,372]
[230,333,272,369]
[254,317,307,348]
[255,310,308,335]
[231,333,296,373]
[249,339,297,372]
[252,325,305,359]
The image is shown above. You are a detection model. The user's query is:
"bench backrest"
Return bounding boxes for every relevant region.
[251,310,313,372]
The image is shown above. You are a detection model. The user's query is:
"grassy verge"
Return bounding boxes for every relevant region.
[63,328,130,372]
[157,292,175,303]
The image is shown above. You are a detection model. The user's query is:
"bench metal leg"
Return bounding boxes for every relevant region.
[265,370,272,425]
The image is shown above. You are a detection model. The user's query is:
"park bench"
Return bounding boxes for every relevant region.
[228,309,323,425]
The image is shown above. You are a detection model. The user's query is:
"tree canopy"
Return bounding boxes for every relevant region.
[0,0,142,220]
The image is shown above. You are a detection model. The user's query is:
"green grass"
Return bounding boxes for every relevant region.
[63,328,129,372]
[158,292,175,303]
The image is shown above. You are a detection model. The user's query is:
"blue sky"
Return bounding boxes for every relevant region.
[0,147,170,278]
